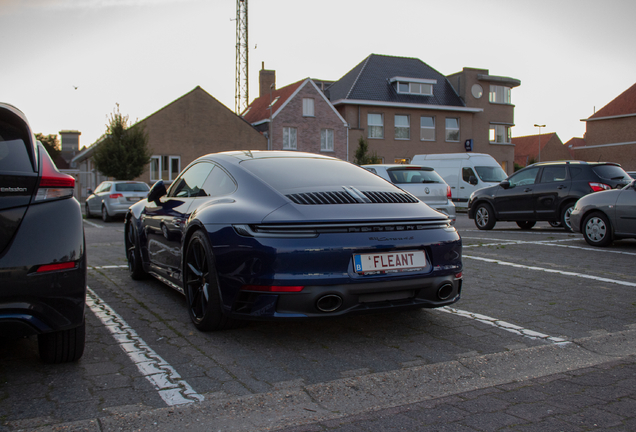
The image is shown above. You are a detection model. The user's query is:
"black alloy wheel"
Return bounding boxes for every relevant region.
[561,204,575,232]
[583,212,613,247]
[474,203,496,230]
[184,231,234,331]
[549,221,562,228]
[125,220,147,280]
[516,221,536,230]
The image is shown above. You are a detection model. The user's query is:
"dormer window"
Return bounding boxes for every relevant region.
[390,77,436,96]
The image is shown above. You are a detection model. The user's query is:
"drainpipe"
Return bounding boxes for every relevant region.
[346,124,350,162]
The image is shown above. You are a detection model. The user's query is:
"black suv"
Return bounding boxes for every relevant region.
[0,103,86,363]
[468,161,632,231]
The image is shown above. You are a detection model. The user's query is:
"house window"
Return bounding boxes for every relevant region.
[395,80,434,96]
[420,116,435,141]
[368,113,384,138]
[445,118,460,142]
[489,85,512,104]
[489,125,511,143]
[283,127,297,150]
[395,115,410,139]
[150,156,160,181]
[321,129,334,151]
[303,98,315,117]
[169,156,181,180]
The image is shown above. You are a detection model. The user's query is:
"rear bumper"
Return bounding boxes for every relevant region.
[0,198,87,336]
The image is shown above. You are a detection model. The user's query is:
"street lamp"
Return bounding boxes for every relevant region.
[534,124,545,162]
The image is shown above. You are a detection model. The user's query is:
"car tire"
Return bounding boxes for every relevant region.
[85,203,92,218]
[561,203,575,232]
[583,212,613,247]
[184,230,236,331]
[102,205,112,222]
[474,203,496,230]
[549,221,562,228]
[38,320,86,364]
[516,221,536,230]
[126,220,147,280]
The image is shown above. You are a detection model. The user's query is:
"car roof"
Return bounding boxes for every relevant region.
[362,164,433,169]
[526,160,620,168]
[209,150,339,163]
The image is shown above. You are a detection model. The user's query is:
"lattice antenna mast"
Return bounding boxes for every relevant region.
[235,0,248,114]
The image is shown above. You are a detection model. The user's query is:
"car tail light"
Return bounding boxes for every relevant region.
[447,185,452,199]
[455,272,463,279]
[589,182,611,192]
[36,261,77,273]
[35,150,75,202]
[240,285,305,292]
[109,193,124,199]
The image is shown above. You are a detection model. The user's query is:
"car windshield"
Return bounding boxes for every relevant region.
[592,164,630,181]
[387,168,444,184]
[241,158,394,194]
[115,182,150,192]
[475,166,507,182]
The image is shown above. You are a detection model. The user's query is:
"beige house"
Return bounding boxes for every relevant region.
[72,86,267,200]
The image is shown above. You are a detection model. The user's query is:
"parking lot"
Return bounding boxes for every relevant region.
[1,213,635,431]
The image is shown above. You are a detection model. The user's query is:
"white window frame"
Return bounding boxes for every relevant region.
[321,129,334,151]
[489,85,512,104]
[283,127,297,150]
[420,116,435,141]
[489,124,511,144]
[445,118,460,142]
[150,155,161,181]
[368,113,384,139]
[302,98,315,117]
[394,115,410,140]
[168,156,181,180]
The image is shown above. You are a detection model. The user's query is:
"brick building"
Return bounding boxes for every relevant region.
[73,86,266,200]
[325,55,520,174]
[570,82,636,171]
[512,133,572,168]
[242,65,348,160]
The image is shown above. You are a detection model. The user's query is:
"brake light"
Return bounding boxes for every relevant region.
[109,193,123,199]
[36,261,77,273]
[35,149,75,201]
[447,185,452,199]
[589,182,611,192]
[240,285,305,292]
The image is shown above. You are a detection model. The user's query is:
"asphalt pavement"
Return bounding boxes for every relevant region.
[2,213,635,431]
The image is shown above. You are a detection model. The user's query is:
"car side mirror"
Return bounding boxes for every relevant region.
[469,175,478,186]
[147,180,167,205]
[87,188,93,195]
[499,180,511,189]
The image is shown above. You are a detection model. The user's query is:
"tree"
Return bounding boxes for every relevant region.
[354,136,370,165]
[35,133,61,159]
[92,105,150,180]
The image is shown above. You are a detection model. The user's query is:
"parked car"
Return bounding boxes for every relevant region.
[570,179,636,246]
[411,153,508,209]
[627,171,636,179]
[86,180,150,221]
[0,103,86,363]
[125,151,463,331]
[468,161,632,231]
[362,164,455,224]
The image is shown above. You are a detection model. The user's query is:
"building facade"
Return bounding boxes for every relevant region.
[512,133,572,168]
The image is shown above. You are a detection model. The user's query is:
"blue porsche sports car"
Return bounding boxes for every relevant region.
[125,151,462,331]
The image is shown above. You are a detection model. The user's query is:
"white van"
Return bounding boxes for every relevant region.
[411,153,507,209]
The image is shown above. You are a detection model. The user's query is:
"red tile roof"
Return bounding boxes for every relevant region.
[511,133,555,166]
[588,82,636,119]
[242,79,305,124]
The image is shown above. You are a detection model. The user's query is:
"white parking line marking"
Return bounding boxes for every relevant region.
[86,287,204,406]
[464,255,636,287]
[462,237,636,255]
[83,220,103,228]
[463,229,576,236]
[437,307,570,345]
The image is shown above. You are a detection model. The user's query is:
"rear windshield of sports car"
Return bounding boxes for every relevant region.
[241,158,394,193]
[592,165,630,181]
[387,168,444,184]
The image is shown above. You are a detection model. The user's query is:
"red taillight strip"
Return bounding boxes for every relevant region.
[240,285,305,292]
[36,262,77,273]
[39,152,75,188]
[589,182,611,192]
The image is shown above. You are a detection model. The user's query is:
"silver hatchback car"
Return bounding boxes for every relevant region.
[86,181,150,221]
[363,164,456,224]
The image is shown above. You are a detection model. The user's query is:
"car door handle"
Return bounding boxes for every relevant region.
[557,185,566,189]
[460,187,465,189]
[524,188,532,192]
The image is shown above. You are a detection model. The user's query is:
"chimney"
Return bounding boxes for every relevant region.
[259,62,276,98]
[59,130,81,163]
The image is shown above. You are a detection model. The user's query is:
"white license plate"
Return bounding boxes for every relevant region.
[127,197,142,202]
[353,250,426,274]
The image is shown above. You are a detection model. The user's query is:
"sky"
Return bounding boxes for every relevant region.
[1,0,635,150]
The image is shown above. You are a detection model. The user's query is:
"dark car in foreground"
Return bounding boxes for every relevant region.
[125,151,462,331]
[468,161,632,231]
[570,179,636,246]
[0,103,86,363]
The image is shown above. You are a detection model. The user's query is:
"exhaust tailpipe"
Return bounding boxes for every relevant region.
[316,294,343,312]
